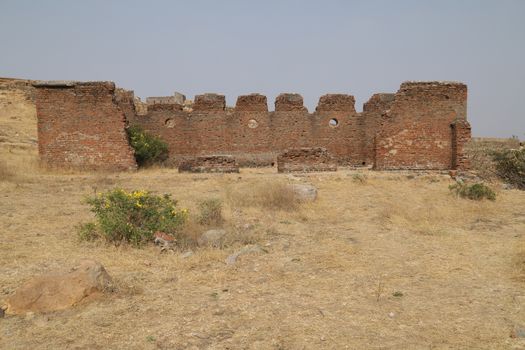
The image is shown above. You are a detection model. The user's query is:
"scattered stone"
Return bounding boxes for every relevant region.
[388,312,395,318]
[154,231,176,245]
[154,231,176,252]
[289,184,318,201]
[502,183,513,190]
[198,229,226,247]
[180,251,194,259]
[511,325,525,338]
[4,259,113,315]
[226,244,266,265]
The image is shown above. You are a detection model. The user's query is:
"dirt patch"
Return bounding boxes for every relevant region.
[0,165,524,349]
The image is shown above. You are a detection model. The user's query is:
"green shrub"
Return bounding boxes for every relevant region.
[198,198,223,226]
[449,182,496,201]
[79,188,188,246]
[78,222,100,241]
[127,125,169,167]
[492,148,525,190]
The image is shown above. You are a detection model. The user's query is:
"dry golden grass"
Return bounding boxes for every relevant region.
[1,164,524,349]
[514,240,525,282]
[0,147,39,184]
[226,179,302,211]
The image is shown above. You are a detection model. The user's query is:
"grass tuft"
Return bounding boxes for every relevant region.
[226,180,301,211]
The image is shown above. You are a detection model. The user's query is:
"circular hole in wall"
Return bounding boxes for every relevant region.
[248,119,259,129]
[329,118,339,128]
[165,118,175,128]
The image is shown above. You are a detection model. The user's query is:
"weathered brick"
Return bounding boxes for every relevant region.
[178,155,239,173]
[277,148,337,172]
[373,82,469,170]
[32,80,472,171]
[34,81,137,171]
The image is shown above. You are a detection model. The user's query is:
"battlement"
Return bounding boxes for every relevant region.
[235,94,268,112]
[193,93,226,111]
[316,94,356,113]
[32,80,471,171]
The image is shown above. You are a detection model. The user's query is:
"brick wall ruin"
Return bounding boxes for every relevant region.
[373,82,470,170]
[277,147,337,173]
[127,81,470,170]
[32,80,471,171]
[34,81,137,171]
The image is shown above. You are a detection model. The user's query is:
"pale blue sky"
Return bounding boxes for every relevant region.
[1,0,524,137]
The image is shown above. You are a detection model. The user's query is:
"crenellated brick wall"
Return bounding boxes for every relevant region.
[32,80,471,171]
[34,81,137,171]
[129,92,366,167]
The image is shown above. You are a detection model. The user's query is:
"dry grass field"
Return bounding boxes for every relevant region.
[1,156,525,349]
[1,88,525,349]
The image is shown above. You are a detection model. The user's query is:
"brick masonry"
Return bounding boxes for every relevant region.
[178,155,239,173]
[373,82,470,170]
[31,80,471,171]
[277,147,337,173]
[129,81,470,170]
[34,81,137,171]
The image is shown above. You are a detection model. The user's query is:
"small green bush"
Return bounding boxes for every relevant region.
[127,125,169,167]
[198,198,223,226]
[78,222,100,241]
[79,188,188,246]
[492,148,525,190]
[449,182,496,201]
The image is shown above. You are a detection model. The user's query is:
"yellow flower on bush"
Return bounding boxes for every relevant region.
[131,190,147,199]
[82,188,186,247]
[171,207,189,218]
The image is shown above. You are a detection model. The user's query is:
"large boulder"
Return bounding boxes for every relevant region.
[3,259,113,315]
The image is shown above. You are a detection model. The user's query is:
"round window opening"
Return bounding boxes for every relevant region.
[329,118,339,128]
[165,118,175,128]
[248,119,259,129]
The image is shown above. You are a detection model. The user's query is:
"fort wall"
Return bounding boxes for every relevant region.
[31,80,471,171]
[373,82,469,170]
[34,81,137,171]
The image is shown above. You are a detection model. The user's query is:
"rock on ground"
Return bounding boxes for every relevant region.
[226,244,266,265]
[3,259,113,315]
[289,184,318,201]
[198,229,226,247]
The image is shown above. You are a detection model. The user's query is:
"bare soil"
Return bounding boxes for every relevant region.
[1,165,524,349]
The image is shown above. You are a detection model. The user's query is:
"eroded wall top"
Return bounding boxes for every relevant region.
[34,81,137,171]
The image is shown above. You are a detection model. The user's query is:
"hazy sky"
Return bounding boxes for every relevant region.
[1,0,524,137]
